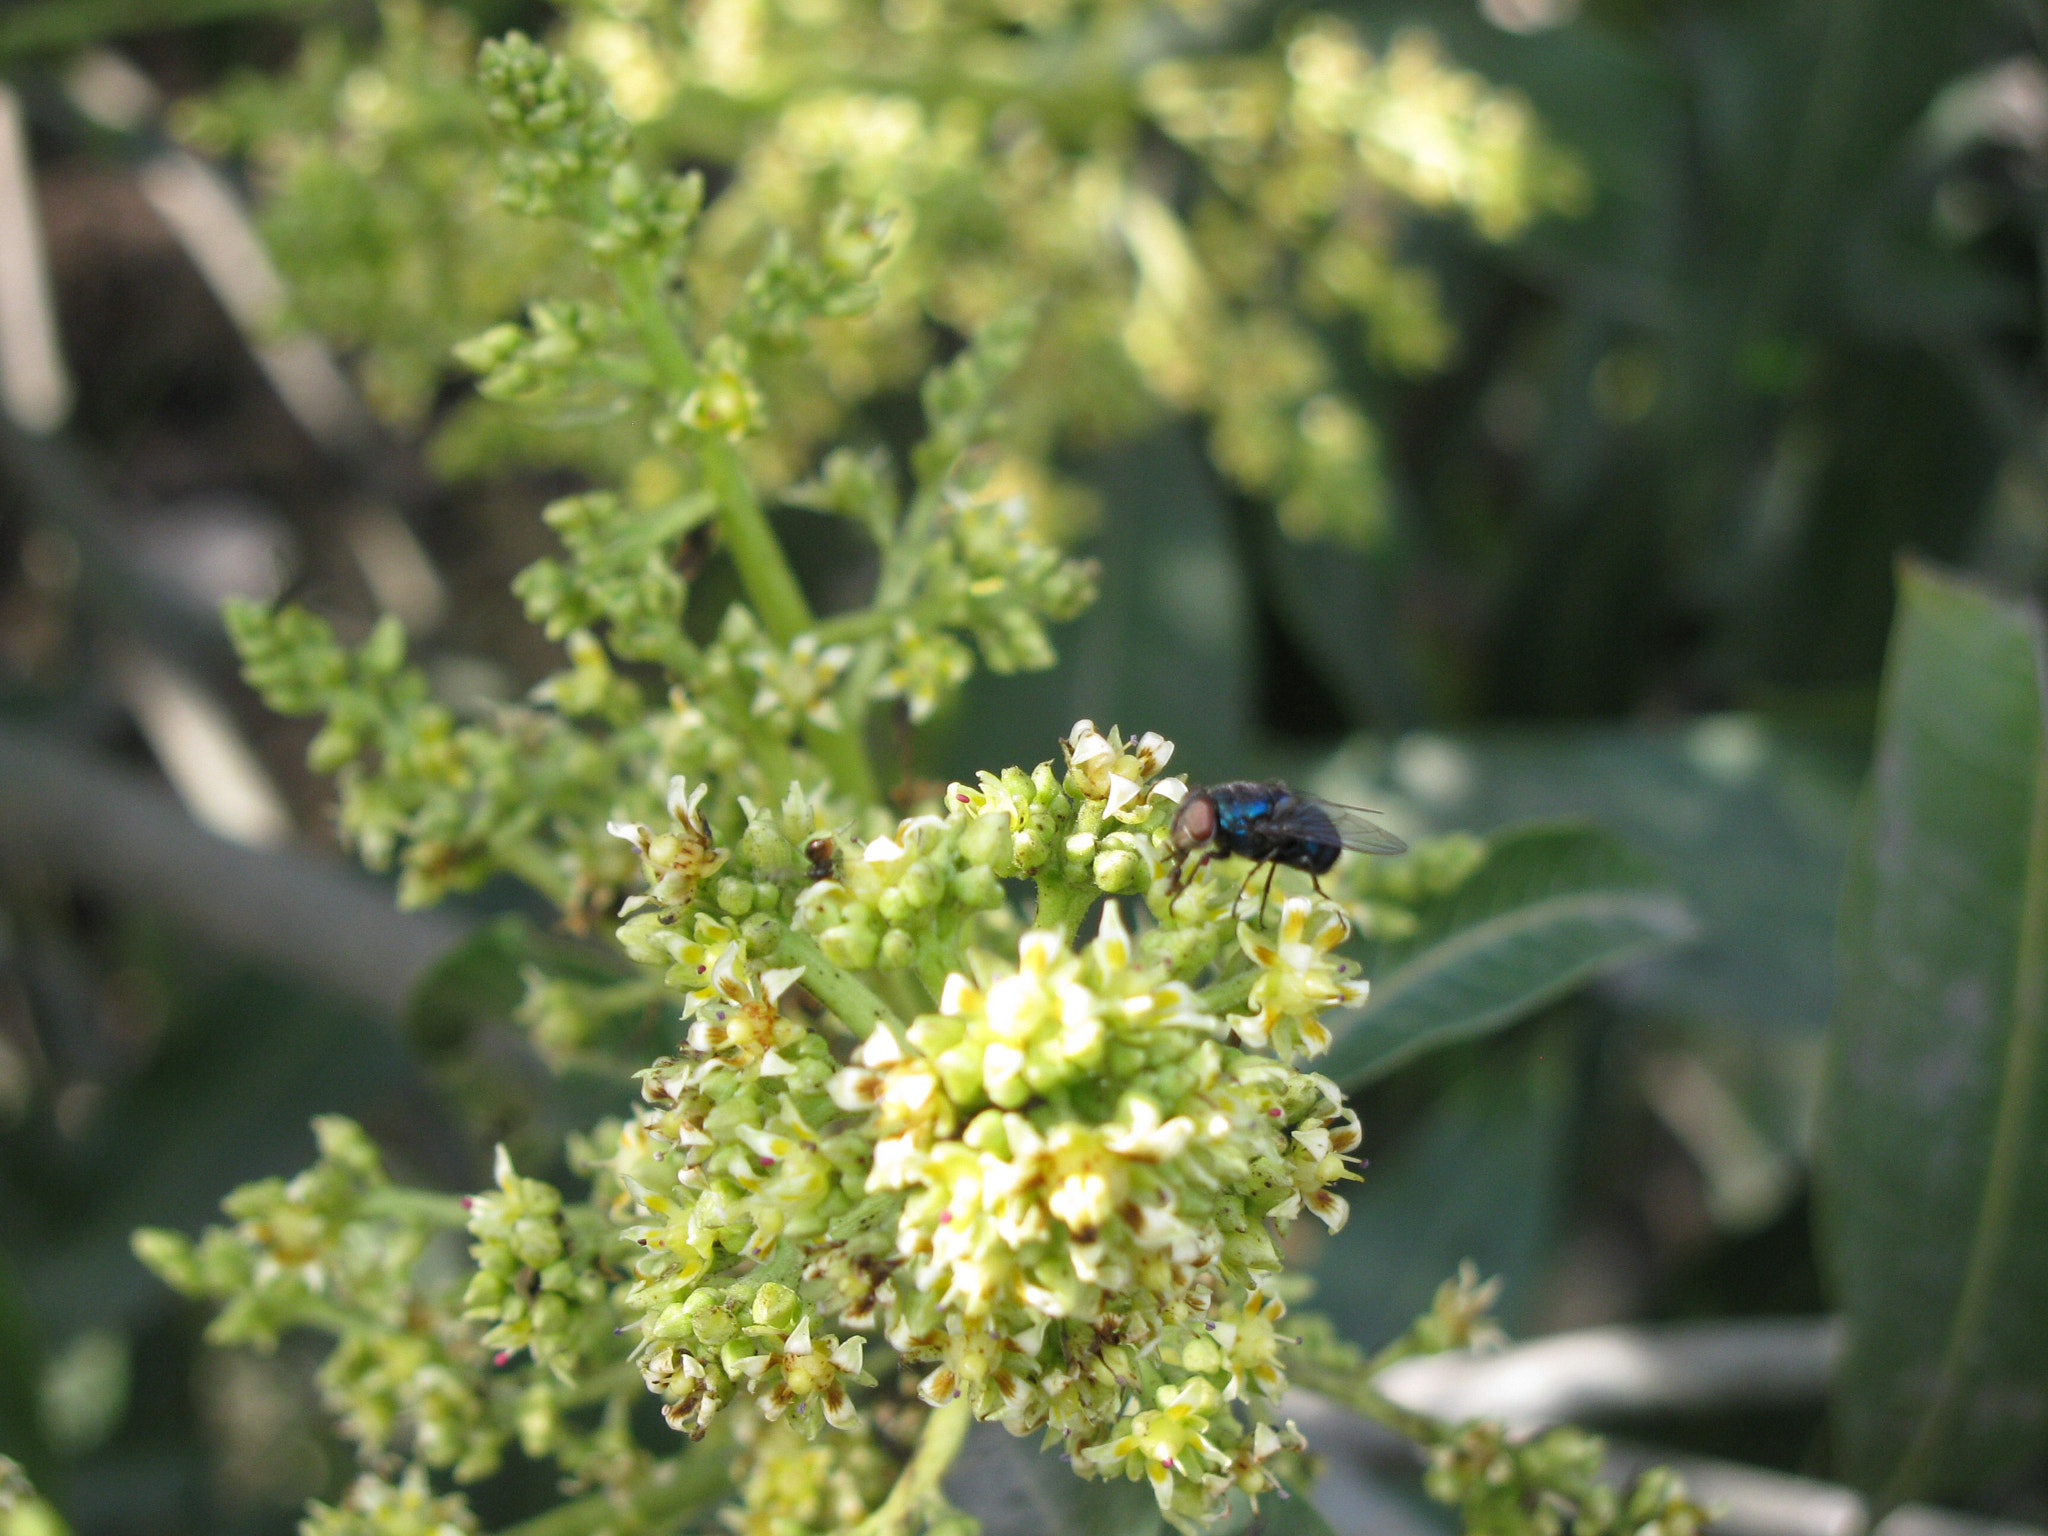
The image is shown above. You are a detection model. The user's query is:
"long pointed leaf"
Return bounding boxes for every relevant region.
[1818,560,2048,1508]
[1325,824,1694,1091]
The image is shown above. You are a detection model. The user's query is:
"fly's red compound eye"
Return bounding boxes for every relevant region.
[1174,794,1216,848]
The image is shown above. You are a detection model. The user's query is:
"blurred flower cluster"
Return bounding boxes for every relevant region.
[183,0,1582,544]
[135,33,1696,1536]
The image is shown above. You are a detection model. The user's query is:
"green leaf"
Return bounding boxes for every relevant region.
[1359,716,1865,1039]
[1324,823,1694,1090]
[1817,559,2048,1509]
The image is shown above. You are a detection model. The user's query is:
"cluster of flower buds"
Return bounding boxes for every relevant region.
[476,31,629,218]
[299,1468,478,1536]
[462,1147,617,1382]
[1335,827,1488,939]
[1424,1422,1707,1536]
[583,725,1387,1525]
[635,1277,876,1439]
[706,608,857,737]
[134,1119,513,1485]
[919,491,1098,675]
[721,1402,899,1536]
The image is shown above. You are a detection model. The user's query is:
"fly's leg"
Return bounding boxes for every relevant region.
[1256,863,1279,926]
[1230,864,1259,920]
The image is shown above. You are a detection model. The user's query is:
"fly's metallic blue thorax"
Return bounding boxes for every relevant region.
[1204,781,1345,875]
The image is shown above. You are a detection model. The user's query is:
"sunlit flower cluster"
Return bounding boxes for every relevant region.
[572,721,1377,1526]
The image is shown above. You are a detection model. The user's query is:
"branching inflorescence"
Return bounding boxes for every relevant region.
[185,0,1584,546]
[136,32,1705,1536]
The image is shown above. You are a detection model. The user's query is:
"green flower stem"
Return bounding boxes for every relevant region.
[360,1187,471,1228]
[912,909,966,1001]
[1032,876,1098,945]
[495,1423,735,1536]
[615,256,879,805]
[288,1297,372,1337]
[772,929,905,1039]
[1286,1356,1445,1449]
[1196,969,1258,1016]
[848,1396,972,1536]
[808,606,900,646]
[803,716,880,808]
[694,442,811,643]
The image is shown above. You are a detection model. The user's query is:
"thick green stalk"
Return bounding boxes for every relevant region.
[1031,875,1098,944]
[809,606,899,646]
[360,1187,471,1228]
[848,1397,972,1536]
[615,257,878,805]
[495,1426,734,1536]
[772,929,906,1039]
[1287,1356,1444,1448]
[1195,969,1257,1017]
[695,439,815,645]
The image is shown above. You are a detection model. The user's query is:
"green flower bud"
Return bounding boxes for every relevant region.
[679,1290,738,1348]
[901,860,945,909]
[1093,845,1148,893]
[131,1229,202,1294]
[818,923,879,970]
[715,876,756,916]
[879,928,915,969]
[952,865,1003,909]
[751,1283,801,1330]
[956,809,1008,867]
[741,820,795,876]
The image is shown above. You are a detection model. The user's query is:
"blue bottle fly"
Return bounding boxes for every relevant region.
[1169,780,1407,922]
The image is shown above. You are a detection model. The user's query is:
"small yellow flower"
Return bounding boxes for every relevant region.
[1231,895,1368,1059]
[1082,1378,1227,1512]
[609,775,729,909]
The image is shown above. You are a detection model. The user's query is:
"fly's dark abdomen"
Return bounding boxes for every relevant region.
[1292,810,1343,875]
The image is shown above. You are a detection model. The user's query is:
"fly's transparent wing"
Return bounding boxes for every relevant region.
[1311,798,1409,856]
